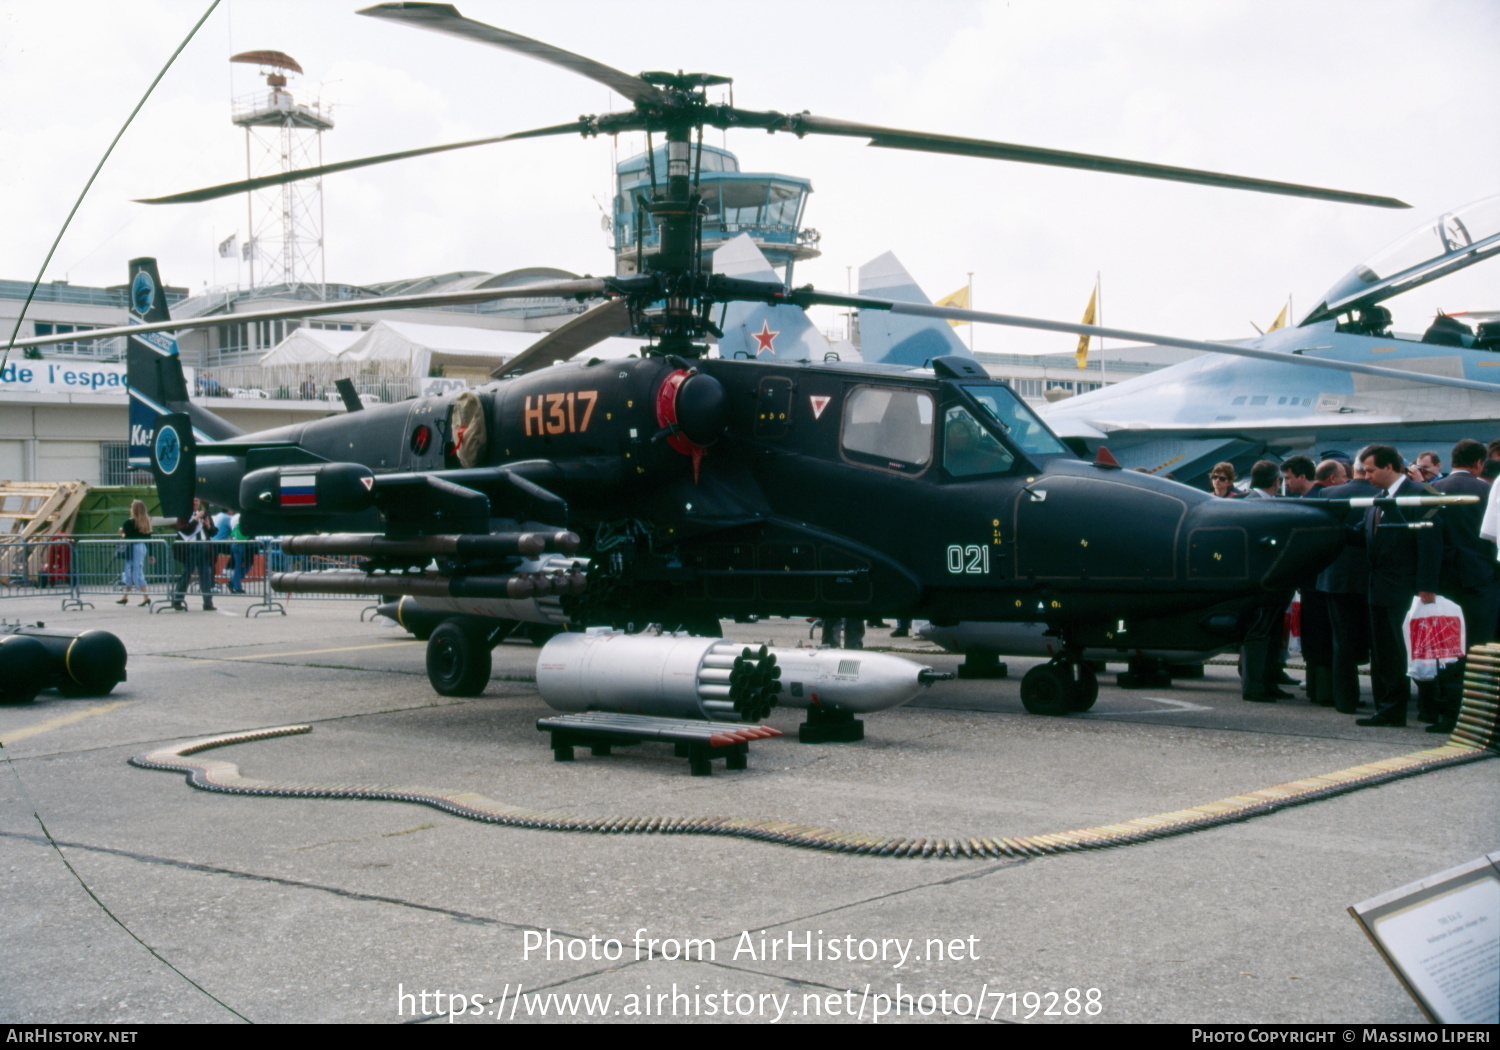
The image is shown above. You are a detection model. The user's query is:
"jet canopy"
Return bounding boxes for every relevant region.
[1304,193,1500,325]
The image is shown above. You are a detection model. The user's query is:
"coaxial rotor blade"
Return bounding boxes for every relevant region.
[8,279,611,351]
[136,121,596,204]
[790,289,1500,393]
[492,298,632,378]
[359,3,668,105]
[781,114,1409,209]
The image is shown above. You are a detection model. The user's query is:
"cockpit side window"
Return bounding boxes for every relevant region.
[943,405,1015,477]
[960,384,1069,458]
[840,385,933,474]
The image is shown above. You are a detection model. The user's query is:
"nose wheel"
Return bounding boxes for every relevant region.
[426,619,494,696]
[1020,657,1098,716]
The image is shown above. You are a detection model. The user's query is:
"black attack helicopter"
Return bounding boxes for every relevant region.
[20,3,1438,715]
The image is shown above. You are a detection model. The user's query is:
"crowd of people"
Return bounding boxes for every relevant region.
[116,501,251,611]
[1212,439,1499,735]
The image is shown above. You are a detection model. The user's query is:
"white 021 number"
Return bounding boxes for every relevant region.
[946,544,990,574]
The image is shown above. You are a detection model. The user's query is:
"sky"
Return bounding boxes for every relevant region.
[2,0,1498,356]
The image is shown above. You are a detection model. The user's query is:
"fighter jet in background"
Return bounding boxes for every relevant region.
[1039,194,1500,483]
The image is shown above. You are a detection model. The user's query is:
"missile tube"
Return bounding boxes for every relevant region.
[375,558,585,624]
[271,555,588,625]
[280,531,581,560]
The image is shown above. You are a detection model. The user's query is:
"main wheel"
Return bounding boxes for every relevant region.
[1067,664,1099,711]
[1020,664,1071,716]
[425,620,492,696]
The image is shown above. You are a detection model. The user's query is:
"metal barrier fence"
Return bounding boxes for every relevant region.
[0,538,83,609]
[1,535,390,617]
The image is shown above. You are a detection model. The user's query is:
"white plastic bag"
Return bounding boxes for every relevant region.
[1403,596,1465,681]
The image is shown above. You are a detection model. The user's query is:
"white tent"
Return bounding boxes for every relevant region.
[257,327,363,366]
[343,322,537,376]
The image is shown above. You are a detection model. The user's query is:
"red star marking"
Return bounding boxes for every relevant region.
[753,320,780,356]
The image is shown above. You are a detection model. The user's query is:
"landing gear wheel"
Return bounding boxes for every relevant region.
[426,620,492,697]
[1020,664,1071,716]
[1068,664,1099,712]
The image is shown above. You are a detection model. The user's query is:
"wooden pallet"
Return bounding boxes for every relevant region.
[0,481,89,583]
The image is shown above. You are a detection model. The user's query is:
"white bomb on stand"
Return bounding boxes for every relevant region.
[536,630,949,726]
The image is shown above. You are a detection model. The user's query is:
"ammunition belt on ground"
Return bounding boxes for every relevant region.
[130,645,1500,860]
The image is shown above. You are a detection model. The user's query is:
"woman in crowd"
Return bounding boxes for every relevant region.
[1209,462,1242,498]
[115,500,152,606]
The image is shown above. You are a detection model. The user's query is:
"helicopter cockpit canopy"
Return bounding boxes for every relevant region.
[1302,193,1500,325]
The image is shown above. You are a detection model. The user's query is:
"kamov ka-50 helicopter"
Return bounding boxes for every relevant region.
[17,3,1476,715]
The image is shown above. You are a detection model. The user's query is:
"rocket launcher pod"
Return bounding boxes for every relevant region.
[0,626,128,702]
[537,631,782,722]
[535,632,951,722]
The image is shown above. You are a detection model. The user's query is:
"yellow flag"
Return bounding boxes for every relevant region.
[1267,303,1289,332]
[1076,286,1097,369]
[935,285,970,327]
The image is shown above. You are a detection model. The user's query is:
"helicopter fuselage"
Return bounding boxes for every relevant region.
[205,353,1345,654]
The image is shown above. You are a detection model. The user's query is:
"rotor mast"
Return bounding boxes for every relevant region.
[635,73,730,358]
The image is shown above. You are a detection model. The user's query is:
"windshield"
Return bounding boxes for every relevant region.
[960,383,1069,457]
[1311,193,1500,319]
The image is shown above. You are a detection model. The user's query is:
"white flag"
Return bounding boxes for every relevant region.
[242,238,256,261]
[217,234,238,258]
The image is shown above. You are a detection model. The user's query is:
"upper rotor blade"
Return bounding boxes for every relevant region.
[7,279,610,351]
[492,298,632,378]
[137,122,591,204]
[788,115,1409,209]
[359,3,667,105]
[791,289,1500,394]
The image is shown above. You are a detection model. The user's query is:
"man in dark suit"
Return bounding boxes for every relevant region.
[1293,458,1347,705]
[1430,439,1499,734]
[1314,457,1375,714]
[1354,445,1443,727]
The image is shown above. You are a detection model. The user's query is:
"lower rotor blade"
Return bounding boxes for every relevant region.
[137,122,590,205]
[791,289,1500,394]
[11,279,610,351]
[789,114,1409,210]
[492,298,632,378]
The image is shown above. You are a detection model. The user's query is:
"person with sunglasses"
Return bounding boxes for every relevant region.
[1209,462,1240,497]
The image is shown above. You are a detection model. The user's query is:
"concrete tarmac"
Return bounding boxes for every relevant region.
[1,595,1493,1024]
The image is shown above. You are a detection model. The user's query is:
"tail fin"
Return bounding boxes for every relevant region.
[125,258,239,515]
[713,235,831,362]
[126,258,242,457]
[856,252,973,366]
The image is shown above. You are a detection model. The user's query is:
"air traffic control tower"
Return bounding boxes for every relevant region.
[612,144,821,284]
[231,50,334,297]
